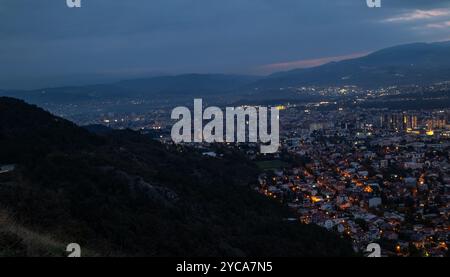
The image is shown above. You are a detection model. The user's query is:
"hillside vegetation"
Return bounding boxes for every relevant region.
[0,97,354,257]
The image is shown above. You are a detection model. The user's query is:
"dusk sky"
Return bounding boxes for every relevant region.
[1,0,450,89]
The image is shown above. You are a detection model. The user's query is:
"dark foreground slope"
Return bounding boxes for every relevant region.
[0,97,353,257]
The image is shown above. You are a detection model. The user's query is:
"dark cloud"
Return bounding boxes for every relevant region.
[1,0,449,89]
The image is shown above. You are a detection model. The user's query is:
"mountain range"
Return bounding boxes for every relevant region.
[258,41,450,89]
[1,41,450,107]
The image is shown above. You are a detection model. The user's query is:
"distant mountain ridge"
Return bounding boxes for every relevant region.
[1,41,450,106]
[0,74,260,105]
[116,73,259,94]
[255,41,450,88]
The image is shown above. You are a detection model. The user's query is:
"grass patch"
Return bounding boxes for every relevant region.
[0,209,98,257]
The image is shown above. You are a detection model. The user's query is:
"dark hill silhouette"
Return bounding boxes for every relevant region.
[0,97,354,257]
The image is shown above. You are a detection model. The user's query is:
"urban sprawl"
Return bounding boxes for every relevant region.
[63,83,450,257]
